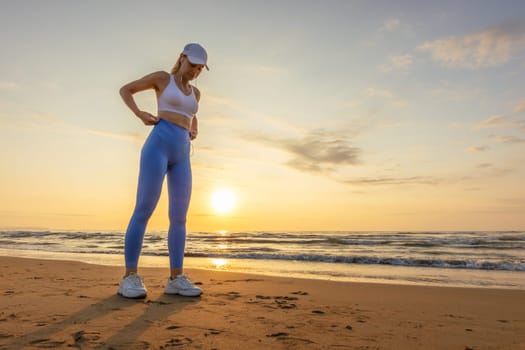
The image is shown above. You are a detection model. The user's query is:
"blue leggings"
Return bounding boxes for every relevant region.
[124,119,192,269]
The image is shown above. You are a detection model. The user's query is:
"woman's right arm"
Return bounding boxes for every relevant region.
[119,71,166,125]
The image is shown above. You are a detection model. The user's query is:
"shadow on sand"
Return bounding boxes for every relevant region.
[3,293,200,349]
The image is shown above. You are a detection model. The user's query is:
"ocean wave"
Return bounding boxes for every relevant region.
[181,252,525,271]
[188,232,525,250]
[2,230,524,272]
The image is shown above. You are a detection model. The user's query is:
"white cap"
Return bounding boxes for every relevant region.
[182,43,209,70]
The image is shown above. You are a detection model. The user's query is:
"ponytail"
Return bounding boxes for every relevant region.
[170,55,184,75]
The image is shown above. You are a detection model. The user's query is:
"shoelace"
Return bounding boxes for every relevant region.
[176,275,194,288]
[128,274,144,287]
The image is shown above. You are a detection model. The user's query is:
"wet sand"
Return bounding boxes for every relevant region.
[1,256,524,349]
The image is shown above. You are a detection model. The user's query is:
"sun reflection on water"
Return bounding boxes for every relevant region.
[211,258,228,269]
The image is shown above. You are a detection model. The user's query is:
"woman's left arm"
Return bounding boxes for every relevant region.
[190,87,201,140]
[190,116,198,140]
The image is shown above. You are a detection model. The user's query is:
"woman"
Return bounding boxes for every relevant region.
[117,43,209,298]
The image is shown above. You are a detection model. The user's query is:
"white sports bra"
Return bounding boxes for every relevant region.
[157,74,198,119]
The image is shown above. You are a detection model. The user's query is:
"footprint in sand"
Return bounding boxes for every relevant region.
[267,332,289,338]
[165,337,192,347]
[291,291,309,295]
[73,330,101,346]
[29,338,66,347]
[274,298,297,310]
[254,295,300,310]
[255,295,272,300]
[207,329,222,335]
[166,325,181,330]
[213,291,241,301]
[275,296,298,301]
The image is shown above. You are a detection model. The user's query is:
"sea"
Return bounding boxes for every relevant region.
[0,230,524,289]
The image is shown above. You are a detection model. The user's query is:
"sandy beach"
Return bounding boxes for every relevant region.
[1,256,524,349]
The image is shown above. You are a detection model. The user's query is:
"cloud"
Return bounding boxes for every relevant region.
[338,87,408,111]
[489,135,525,144]
[366,87,408,108]
[341,161,515,188]
[417,22,525,69]
[11,112,146,142]
[431,86,481,101]
[448,121,466,129]
[474,98,525,133]
[342,176,441,186]
[0,81,18,90]
[11,112,72,130]
[379,17,413,34]
[366,87,394,99]
[0,210,93,218]
[202,94,244,122]
[251,64,289,75]
[476,163,492,168]
[474,112,525,146]
[475,115,507,128]
[381,18,402,32]
[513,97,525,114]
[471,163,514,179]
[466,146,489,153]
[475,115,525,130]
[86,129,144,142]
[380,54,413,72]
[245,129,361,174]
[339,158,517,188]
[206,95,238,108]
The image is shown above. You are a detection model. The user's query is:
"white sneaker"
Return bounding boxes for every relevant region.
[117,273,147,299]
[164,275,202,297]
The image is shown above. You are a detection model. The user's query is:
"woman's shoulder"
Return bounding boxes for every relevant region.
[143,71,170,91]
[137,70,170,84]
[149,70,171,81]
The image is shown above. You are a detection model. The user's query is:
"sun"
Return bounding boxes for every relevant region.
[210,188,236,214]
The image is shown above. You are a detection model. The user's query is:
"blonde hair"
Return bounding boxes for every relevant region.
[170,55,184,75]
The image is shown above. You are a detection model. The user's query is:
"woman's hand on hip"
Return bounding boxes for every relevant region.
[136,111,159,125]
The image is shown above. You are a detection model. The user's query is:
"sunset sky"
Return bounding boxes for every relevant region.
[1,0,524,232]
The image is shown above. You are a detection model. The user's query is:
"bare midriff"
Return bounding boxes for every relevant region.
[158,110,192,130]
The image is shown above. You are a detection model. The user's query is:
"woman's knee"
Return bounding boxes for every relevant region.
[132,204,156,224]
[168,201,189,225]
[169,213,187,226]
